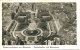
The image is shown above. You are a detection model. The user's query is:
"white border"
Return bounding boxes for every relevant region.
[0,0,80,50]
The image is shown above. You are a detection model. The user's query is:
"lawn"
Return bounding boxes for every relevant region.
[14,31,25,40]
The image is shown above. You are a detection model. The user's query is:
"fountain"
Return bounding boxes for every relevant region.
[22,22,42,36]
[21,3,43,36]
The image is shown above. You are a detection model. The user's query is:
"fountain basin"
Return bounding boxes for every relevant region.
[21,28,43,36]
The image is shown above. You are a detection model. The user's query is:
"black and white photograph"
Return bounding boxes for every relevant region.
[2,2,77,45]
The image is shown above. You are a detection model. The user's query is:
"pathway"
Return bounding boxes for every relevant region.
[49,11,61,32]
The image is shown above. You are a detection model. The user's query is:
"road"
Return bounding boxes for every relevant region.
[49,21,56,33]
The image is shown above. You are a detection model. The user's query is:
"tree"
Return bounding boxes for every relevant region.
[2,28,6,35]
[46,16,53,21]
[11,12,15,20]
[40,18,46,22]
[17,17,25,24]
[60,40,65,45]
[37,13,42,18]
[2,3,9,10]
[39,22,47,30]
[38,36,45,45]
[26,12,31,19]
[8,40,11,45]
[2,39,5,45]
[14,13,19,20]
[16,7,19,13]
[17,19,29,31]
[19,3,22,6]
[20,40,24,45]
